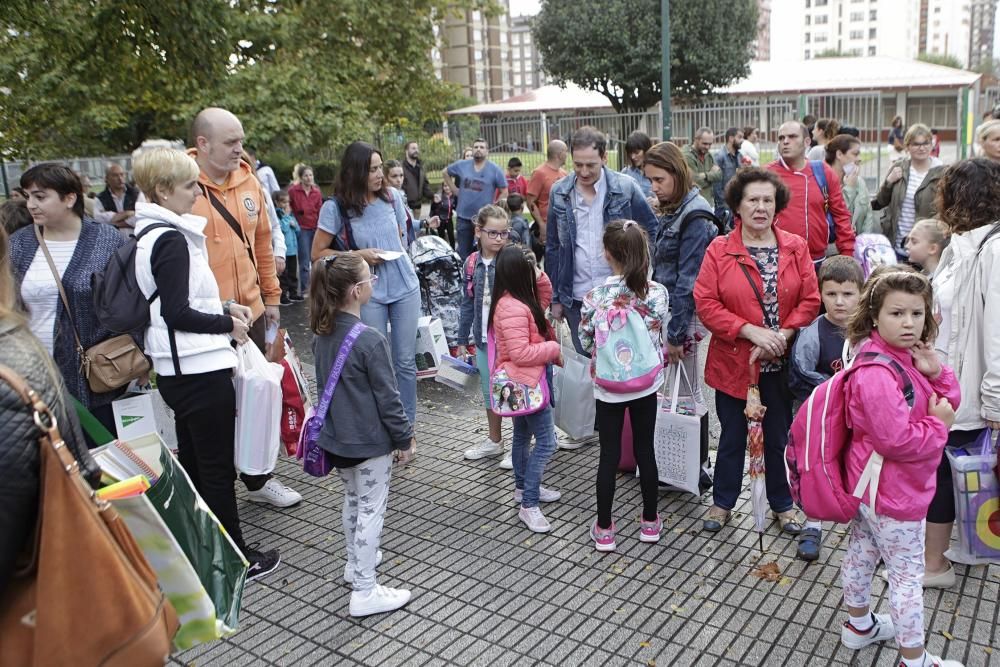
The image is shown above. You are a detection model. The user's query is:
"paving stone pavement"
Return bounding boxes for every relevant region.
[171,306,1000,667]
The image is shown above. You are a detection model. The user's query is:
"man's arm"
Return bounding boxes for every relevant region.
[441,164,458,194]
[252,192,282,314]
[421,170,434,202]
[825,165,856,256]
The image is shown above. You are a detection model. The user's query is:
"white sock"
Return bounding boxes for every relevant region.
[900,652,927,667]
[805,520,822,530]
[849,612,874,631]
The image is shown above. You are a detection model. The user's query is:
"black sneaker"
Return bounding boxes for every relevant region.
[245,548,281,581]
[279,295,292,306]
[289,294,304,302]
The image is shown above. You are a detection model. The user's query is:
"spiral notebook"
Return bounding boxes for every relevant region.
[92,434,165,484]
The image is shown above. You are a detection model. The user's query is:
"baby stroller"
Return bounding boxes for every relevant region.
[410,234,463,349]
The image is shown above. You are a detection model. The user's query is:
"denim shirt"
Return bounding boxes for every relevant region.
[544,167,658,308]
[713,149,742,208]
[652,187,718,346]
[457,252,495,345]
[621,165,653,198]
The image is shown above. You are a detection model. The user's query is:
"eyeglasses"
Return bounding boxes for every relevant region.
[909,142,931,148]
[355,274,379,288]
[485,230,511,240]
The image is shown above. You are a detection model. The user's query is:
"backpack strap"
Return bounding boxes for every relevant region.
[978,222,1000,254]
[464,251,479,298]
[134,223,178,306]
[325,196,358,251]
[140,223,186,376]
[809,160,836,243]
[679,208,726,238]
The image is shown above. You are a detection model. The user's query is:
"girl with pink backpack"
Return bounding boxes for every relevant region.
[836,268,962,667]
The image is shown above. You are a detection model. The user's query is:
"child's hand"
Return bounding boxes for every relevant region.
[928,393,956,429]
[911,341,941,379]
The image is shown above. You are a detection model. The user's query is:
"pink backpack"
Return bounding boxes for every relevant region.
[785,351,914,523]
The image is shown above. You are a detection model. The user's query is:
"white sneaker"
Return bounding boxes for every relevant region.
[246,478,303,508]
[499,451,513,469]
[464,438,503,460]
[344,550,384,584]
[518,505,552,533]
[513,486,561,503]
[348,584,412,617]
[840,612,895,650]
[557,433,598,450]
[921,653,965,667]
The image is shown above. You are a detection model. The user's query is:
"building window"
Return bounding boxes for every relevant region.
[523,34,531,45]
[805,48,811,58]
[850,11,864,20]
[815,0,828,5]
[526,73,533,86]
[805,15,811,25]
[869,9,876,20]
[512,33,521,45]
[514,74,522,86]
[805,33,811,43]
[869,27,876,38]
[868,45,876,55]
[850,47,863,55]
[850,30,863,39]
[815,15,829,24]
[815,33,828,43]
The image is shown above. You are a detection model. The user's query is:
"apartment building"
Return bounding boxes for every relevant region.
[510,14,550,96]
[433,1,514,104]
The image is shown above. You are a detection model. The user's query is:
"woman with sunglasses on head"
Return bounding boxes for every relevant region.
[313,142,421,460]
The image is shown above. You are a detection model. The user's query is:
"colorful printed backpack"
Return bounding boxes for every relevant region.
[592,290,661,394]
[486,327,549,416]
[854,233,897,279]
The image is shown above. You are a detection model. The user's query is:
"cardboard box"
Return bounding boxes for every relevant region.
[415,316,449,379]
[112,393,173,445]
[435,355,480,392]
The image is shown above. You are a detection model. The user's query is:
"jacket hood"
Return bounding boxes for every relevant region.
[186,147,256,193]
[134,202,208,238]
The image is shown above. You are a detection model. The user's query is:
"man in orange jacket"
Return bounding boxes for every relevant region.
[190,106,302,509]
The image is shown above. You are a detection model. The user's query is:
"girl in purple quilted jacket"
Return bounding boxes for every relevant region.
[838,267,962,667]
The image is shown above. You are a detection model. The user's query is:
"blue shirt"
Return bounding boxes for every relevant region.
[317,188,419,305]
[446,159,507,220]
[621,165,653,198]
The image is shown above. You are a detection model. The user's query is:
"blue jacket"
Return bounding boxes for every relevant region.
[457,251,494,346]
[276,207,299,258]
[651,187,717,346]
[9,219,129,409]
[544,167,657,308]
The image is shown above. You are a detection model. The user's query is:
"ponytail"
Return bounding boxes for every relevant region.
[308,253,366,336]
[602,219,650,299]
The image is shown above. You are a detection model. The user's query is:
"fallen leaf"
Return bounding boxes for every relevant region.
[778,577,792,586]
[647,661,656,667]
[614,608,625,613]
[670,604,685,614]
[751,561,782,582]
[639,641,650,648]
[941,630,954,640]
[985,647,993,655]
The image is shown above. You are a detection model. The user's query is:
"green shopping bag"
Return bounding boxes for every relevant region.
[143,443,248,639]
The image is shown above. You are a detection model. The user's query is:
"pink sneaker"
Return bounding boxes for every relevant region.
[590,520,616,552]
[639,514,663,543]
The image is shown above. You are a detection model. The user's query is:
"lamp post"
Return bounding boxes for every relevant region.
[661,0,671,140]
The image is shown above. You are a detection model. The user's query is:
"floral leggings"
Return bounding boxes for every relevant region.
[841,504,926,649]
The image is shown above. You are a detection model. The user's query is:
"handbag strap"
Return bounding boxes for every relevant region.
[33,225,88,360]
[737,259,767,319]
[200,185,256,268]
[314,322,366,425]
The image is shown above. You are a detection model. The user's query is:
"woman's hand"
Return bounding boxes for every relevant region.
[427,215,441,230]
[356,248,385,266]
[886,165,903,184]
[911,341,942,380]
[740,324,786,358]
[987,420,1000,431]
[666,342,685,364]
[229,303,253,325]
[749,345,776,365]
[844,169,859,188]
[230,316,250,345]
[928,393,956,429]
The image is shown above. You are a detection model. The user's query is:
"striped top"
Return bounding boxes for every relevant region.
[20,240,78,354]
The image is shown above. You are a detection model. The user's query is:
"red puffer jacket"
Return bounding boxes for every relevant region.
[491,272,561,386]
[693,222,821,399]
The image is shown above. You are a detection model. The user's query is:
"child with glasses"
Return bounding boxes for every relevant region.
[309,253,413,617]
[458,204,516,468]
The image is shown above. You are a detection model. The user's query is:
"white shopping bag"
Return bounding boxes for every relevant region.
[653,363,701,495]
[552,326,597,440]
[234,343,284,475]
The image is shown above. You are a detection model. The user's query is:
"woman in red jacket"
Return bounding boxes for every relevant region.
[694,168,821,534]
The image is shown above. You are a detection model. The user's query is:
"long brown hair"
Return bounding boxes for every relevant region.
[847,265,937,346]
[0,226,20,323]
[308,253,367,336]
[603,220,650,299]
[643,141,693,210]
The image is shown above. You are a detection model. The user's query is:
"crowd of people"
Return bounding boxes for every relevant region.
[1,109,998,667]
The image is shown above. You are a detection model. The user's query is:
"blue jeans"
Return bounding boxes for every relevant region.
[563,299,588,357]
[712,371,793,513]
[512,384,558,508]
[297,228,316,293]
[361,289,421,425]
[456,217,475,260]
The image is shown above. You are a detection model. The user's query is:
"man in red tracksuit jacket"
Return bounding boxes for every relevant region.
[767,121,855,263]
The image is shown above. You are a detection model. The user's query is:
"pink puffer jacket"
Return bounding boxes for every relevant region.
[492,272,561,387]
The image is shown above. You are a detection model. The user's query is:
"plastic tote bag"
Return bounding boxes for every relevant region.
[945,429,1000,565]
[653,363,701,495]
[551,326,597,440]
[234,342,284,474]
[143,443,249,637]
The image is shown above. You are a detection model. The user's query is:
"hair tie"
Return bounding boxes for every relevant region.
[322,254,339,264]
[622,221,638,230]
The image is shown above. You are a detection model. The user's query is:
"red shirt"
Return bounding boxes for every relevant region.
[288,183,323,231]
[526,163,567,223]
[506,174,528,197]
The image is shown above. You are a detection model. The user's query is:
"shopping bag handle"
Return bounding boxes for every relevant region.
[665,362,694,414]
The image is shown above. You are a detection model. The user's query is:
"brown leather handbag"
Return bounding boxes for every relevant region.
[0,364,179,666]
[34,224,151,393]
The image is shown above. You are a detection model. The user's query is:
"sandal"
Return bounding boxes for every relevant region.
[774,509,803,536]
[702,506,730,533]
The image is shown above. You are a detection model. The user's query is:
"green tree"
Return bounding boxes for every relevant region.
[533,0,757,112]
[917,53,964,70]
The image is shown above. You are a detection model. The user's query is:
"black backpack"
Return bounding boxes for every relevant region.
[680,209,727,238]
[91,223,176,333]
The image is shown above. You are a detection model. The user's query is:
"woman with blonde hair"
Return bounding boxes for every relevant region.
[976,119,1000,161]
[131,147,281,580]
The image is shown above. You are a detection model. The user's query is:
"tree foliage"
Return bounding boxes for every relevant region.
[917,53,964,70]
[0,0,491,159]
[533,0,757,112]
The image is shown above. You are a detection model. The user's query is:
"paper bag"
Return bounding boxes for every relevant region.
[415,316,449,379]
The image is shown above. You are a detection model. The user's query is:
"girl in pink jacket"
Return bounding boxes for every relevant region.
[839,267,962,667]
[488,245,562,533]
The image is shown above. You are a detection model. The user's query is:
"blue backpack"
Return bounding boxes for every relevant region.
[592,290,661,393]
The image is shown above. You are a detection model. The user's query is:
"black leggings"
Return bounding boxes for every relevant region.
[926,428,985,524]
[596,394,660,528]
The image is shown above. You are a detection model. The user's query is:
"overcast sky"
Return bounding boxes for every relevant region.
[509,0,540,17]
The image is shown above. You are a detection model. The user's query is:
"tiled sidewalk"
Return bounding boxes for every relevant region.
[172,379,1000,667]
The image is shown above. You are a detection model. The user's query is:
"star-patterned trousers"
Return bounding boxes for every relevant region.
[337,454,393,592]
[841,504,927,649]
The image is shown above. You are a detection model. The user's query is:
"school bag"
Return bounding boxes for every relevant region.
[854,233,897,279]
[91,223,175,333]
[785,351,914,523]
[463,251,479,299]
[486,327,550,416]
[591,287,661,394]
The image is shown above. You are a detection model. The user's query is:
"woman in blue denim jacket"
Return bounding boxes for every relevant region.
[643,141,718,486]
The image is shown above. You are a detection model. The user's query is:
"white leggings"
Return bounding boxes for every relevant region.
[338,454,393,592]
[841,504,926,649]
